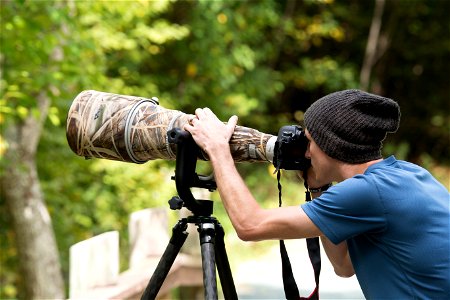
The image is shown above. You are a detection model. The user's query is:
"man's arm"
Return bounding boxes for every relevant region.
[184,108,321,241]
[303,165,355,278]
[310,189,355,278]
[320,236,354,277]
[211,147,321,241]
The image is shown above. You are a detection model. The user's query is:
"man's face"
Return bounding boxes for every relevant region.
[304,129,336,183]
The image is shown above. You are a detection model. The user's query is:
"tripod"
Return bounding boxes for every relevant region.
[140,128,238,300]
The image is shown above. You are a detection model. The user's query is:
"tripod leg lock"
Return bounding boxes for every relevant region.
[199,223,216,244]
[169,218,189,247]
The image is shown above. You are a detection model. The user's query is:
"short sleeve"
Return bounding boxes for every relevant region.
[301,176,387,244]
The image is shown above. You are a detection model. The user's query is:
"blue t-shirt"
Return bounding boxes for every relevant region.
[302,156,450,299]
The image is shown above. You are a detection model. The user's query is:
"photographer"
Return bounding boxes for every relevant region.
[184,89,449,299]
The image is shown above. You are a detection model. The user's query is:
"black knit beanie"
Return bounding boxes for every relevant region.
[304,89,400,164]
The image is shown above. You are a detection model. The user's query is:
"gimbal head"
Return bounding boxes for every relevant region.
[167,128,216,216]
[141,128,237,300]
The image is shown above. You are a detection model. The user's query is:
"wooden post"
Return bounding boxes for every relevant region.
[128,208,169,269]
[69,231,119,299]
[68,207,205,299]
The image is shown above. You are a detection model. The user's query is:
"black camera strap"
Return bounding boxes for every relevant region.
[277,170,321,300]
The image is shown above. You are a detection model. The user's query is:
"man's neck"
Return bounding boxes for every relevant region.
[337,158,383,181]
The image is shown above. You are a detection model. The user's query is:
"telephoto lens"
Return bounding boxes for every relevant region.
[66,90,277,164]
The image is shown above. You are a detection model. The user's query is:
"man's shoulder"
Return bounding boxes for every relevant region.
[368,155,426,173]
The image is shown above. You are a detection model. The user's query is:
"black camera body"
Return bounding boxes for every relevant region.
[273,125,311,171]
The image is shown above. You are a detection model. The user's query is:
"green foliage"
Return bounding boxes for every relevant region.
[284,57,358,91]
[0,2,67,123]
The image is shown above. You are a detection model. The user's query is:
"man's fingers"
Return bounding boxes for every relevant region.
[226,115,238,138]
[227,115,238,128]
[195,108,207,119]
[192,108,237,134]
[203,107,214,115]
[197,107,222,121]
[183,122,194,132]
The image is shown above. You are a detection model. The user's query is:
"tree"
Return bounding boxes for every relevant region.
[360,0,386,90]
[0,1,194,297]
[0,1,68,298]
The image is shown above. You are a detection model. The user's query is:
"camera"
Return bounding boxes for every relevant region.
[66,90,311,173]
[272,125,311,171]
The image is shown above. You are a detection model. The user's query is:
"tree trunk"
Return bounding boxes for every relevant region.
[360,0,386,91]
[1,91,65,299]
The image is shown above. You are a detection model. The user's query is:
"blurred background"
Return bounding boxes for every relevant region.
[1,0,449,299]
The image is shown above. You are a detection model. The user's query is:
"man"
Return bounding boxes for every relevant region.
[184,89,450,299]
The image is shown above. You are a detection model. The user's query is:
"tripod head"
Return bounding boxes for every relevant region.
[167,128,216,216]
[142,128,238,300]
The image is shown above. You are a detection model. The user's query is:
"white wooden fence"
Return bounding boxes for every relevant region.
[68,207,203,299]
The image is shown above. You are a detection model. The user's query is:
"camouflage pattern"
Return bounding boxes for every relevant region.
[66,90,275,164]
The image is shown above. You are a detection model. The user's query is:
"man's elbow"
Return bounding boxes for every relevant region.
[234,222,265,242]
[233,213,266,242]
[334,266,355,278]
[236,228,259,242]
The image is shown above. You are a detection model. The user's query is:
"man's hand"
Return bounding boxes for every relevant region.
[183,108,238,157]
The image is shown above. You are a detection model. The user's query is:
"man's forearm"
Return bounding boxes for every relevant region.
[209,148,262,239]
[209,148,322,241]
[310,191,355,278]
[320,236,354,277]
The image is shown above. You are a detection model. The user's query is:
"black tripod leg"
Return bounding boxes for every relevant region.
[215,223,238,300]
[199,223,218,300]
[141,219,188,300]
